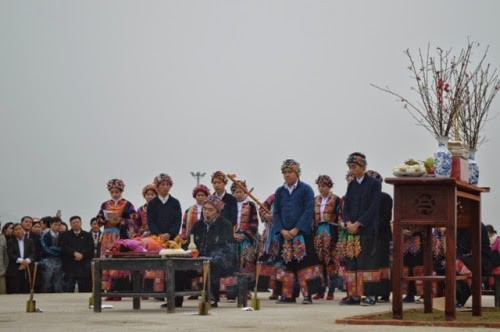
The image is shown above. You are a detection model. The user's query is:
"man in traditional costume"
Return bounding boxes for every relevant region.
[273,159,323,304]
[312,175,341,301]
[366,170,393,303]
[190,194,237,307]
[340,153,381,306]
[147,173,183,308]
[211,171,238,226]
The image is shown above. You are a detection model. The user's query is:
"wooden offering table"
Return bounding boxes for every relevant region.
[93,255,210,313]
[385,177,489,321]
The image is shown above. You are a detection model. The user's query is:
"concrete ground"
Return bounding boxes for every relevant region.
[0,292,496,331]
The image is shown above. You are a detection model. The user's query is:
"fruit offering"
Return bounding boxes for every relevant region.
[392,159,426,177]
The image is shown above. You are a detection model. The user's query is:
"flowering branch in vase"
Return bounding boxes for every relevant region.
[372,40,481,140]
[458,46,500,150]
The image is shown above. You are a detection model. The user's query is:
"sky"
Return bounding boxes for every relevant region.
[1,0,499,232]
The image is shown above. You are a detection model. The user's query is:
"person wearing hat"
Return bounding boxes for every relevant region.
[147,174,182,241]
[136,184,157,237]
[366,170,393,303]
[96,178,137,300]
[312,175,341,301]
[273,159,323,304]
[211,171,238,227]
[340,153,382,306]
[189,194,237,307]
[180,184,210,240]
[147,173,183,308]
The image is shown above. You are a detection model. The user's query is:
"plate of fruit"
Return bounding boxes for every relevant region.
[392,159,427,177]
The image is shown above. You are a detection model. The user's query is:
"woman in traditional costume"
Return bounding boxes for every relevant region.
[97,178,137,300]
[211,171,238,226]
[180,184,210,240]
[136,184,157,237]
[312,175,340,301]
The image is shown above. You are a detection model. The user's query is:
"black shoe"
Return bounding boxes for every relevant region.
[339,297,360,305]
[360,297,376,306]
[276,297,296,304]
[302,296,313,304]
[402,295,415,303]
[210,299,218,308]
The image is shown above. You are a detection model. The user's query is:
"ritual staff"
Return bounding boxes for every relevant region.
[97,178,137,299]
[136,184,157,237]
[366,170,393,303]
[340,153,381,306]
[147,173,183,308]
[257,193,279,298]
[312,175,340,301]
[190,194,237,307]
[273,159,323,304]
[180,184,210,240]
[211,171,238,226]
[6,223,35,294]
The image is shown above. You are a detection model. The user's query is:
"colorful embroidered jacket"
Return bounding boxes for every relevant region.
[180,204,202,239]
[314,193,340,226]
[136,204,150,236]
[236,200,259,237]
[98,198,137,239]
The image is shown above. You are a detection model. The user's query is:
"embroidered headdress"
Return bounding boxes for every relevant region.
[211,171,228,184]
[315,175,334,188]
[346,152,367,167]
[153,173,173,187]
[107,178,125,191]
[142,184,157,198]
[230,180,247,193]
[192,184,210,198]
[203,194,225,212]
[281,159,301,176]
[366,170,383,183]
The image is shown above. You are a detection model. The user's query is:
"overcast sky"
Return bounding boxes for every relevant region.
[1,0,499,232]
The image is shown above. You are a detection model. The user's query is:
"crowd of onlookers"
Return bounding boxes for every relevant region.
[0,215,102,295]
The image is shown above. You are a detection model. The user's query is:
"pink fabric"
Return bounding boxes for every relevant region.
[491,236,500,254]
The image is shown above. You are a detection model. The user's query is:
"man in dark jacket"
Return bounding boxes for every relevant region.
[6,223,36,294]
[147,173,183,307]
[210,171,238,226]
[147,173,182,240]
[60,216,93,292]
[190,194,237,307]
[340,153,382,306]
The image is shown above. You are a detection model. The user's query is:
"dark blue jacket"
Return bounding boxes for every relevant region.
[273,180,315,235]
[343,175,381,237]
[147,195,182,237]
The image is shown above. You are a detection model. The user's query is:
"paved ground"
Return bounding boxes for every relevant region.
[0,292,496,331]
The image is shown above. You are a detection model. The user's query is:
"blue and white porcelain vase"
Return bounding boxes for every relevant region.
[434,136,452,178]
[468,149,479,185]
